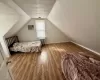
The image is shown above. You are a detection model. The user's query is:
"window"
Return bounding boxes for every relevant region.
[35,20,46,39]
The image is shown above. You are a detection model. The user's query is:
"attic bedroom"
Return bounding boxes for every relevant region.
[0,0,100,80]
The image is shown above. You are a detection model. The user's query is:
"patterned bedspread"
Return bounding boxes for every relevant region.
[61,53,100,80]
[10,41,41,52]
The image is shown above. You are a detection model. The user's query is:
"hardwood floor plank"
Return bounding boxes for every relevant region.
[8,42,100,80]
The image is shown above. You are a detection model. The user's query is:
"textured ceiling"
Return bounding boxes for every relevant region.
[13,0,56,18]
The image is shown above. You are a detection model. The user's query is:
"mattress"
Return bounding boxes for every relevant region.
[61,53,100,80]
[10,41,41,52]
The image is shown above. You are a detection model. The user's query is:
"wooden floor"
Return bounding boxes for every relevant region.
[8,42,100,80]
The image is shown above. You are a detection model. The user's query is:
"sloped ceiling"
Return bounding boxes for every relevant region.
[2,0,31,38]
[3,0,56,38]
[13,0,56,18]
[48,0,100,53]
[0,0,99,55]
[0,1,19,38]
[0,1,20,57]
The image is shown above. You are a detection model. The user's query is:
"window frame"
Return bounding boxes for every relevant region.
[35,20,46,39]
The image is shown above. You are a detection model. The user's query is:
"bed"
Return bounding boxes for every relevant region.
[61,53,100,80]
[6,36,42,53]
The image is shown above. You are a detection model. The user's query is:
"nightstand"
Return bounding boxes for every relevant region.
[40,39,45,46]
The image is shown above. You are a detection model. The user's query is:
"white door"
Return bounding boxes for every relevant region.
[0,43,12,80]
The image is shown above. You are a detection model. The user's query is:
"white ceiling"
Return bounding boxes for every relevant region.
[13,0,56,18]
[0,2,18,16]
[0,2,19,37]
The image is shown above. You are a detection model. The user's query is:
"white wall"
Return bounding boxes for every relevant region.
[3,0,31,38]
[0,0,30,58]
[17,19,38,42]
[0,37,10,58]
[0,2,19,37]
[96,0,100,53]
[17,18,70,43]
[45,19,70,44]
[0,0,31,57]
[0,1,19,57]
[48,0,99,53]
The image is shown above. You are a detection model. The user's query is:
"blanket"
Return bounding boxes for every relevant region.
[61,53,100,80]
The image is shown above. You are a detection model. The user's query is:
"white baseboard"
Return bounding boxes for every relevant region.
[45,41,70,45]
[71,41,100,56]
